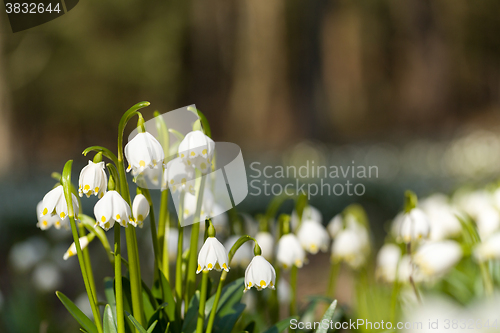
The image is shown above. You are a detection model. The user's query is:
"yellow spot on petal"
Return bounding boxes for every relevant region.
[84,185,90,191]
[172,185,177,191]
[42,208,48,215]
[187,160,191,165]
[170,179,174,184]
[208,263,213,269]
[55,221,60,227]
[283,264,288,269]
[200,163,207,170]
[42,221,48,227]
[222,263,228,270]
[105,222,110,229]
[101,216,106,222]
[248,282,252,287]
[310,244,317,252]
[60,212,66,219]
[100,192,104,198]
[295,259,302,266]
[190,152,196,156]
[68,250,73,256]
[181,178,186,185]
[116,214,121,220]
[270,281,274,287]
[260,280,266,287]
[198,264,201,271]
[94,187,99,193]
[138,214,144,221]
[152,159,157,165]
[181,154,185,158]
[139,160,146,167]
[202,149,207,155]
[215,263,221,270]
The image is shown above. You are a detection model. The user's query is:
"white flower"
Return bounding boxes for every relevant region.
[78,161,107,198]
[36,201,65,230]
[197,236,229,273]
[291,205,322,230]
[178,130,215,173]
[131,194,150,228]
[244,255,276,292]
[63,235,93,260]
[327,214,343,238]
[396,255,416,283]
[376,244,401,283]
[255,232,274,260]
[183,188,215,221]
[398,208,431,243]
[474,232,500,262]
[125,132,165,175]
[420,195,461,241]
[40,185,79,225]
[331,226,370,269]
[163,157,195,193]
[276,234,306,269]
[413,240,462,278]
[475,207,500,241]
[297,219,330,254]
[225,235,252,267]
[94,191,132,230]
[277,278,291,304]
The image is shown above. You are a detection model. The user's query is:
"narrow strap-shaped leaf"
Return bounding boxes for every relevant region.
[147,320,158,333]
[262,316,299,333]
[56,291,98,333]
[315,300,338,333]
[103,304,118,333]
[126,312,148,333]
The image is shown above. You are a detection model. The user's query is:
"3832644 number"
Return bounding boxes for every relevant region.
[5,2,61,14]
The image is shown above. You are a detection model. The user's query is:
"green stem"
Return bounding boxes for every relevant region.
[79,224,97,305]
[389,281,401,325]
[185,174,206,309]
[114,226,126,333]
[61,161,103,333]
[175,195,185,318]
[141,187,161,281]
[158,190,170,280]
[290,265,298,317]
[196,271,209,333]
[326,262,339,297]
[270,265,280,323]
[116,102,150,328]
[479,261,494,296]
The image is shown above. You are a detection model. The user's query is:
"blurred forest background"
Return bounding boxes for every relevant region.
[1,0,500,331]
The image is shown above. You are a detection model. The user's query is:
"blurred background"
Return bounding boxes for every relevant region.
[1,0,500,331]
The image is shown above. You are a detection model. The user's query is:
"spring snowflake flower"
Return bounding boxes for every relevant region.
[331,225,370,269]
[276,234,306,269]
[78,161,107,198]
[398,208,430,243]
[420,195,461,241]
[376,243,401,283]
[63,235,93,260]
[327,214,343,238]
[196,236,229,273]
[255,231,274,260]
[124,132,165,175]
[131,194,150,228]
[162,157,195,194]
[244,255,276,292]
[183,188,215,221]
[413,240,462,278]
[36,201,65,230]
[40,185,79,226]
[297,219,330,254]
[474,232,500,262]
[178,130,215,173]
[94,191,132,230]
[291,205,322,230]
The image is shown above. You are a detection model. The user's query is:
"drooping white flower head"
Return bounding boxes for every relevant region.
[63,235,93,260]
[197,236,229,273]
[297,219,330,254]
[398,208,431,243]
[225,235,252,267]
[331,225,370,269]
[183,188,215,221]
[255,231,274,260]
[78,161,107,198]
[376,243,401,283]
[125,132,165,175]
[474,232,500,262]
[276,234,306,269]
[94,190,132,231]
[277,278,291,304]
[36,201,66,230]
[40,185,79,225]
[413,240,462,279]
[163,157,195,194]
[475,207,500,241]
[420,195,461,241]
[131,194,150,228]
[396,254,417,283]
[327,214,343,238]
[178,130,215,174]
[244,255,276,292]
[291,205,322,230]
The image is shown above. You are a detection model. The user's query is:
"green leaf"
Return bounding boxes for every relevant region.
[205,278,245,316]
[262,316,298,333]
[126,312,148,333]
[103,304,118,333]
[56,291,98,333]
[147,320,158,333]
[243,321,255,333]
[315,300,338,333]
[181,291,200,333]
[151,269,176,323]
